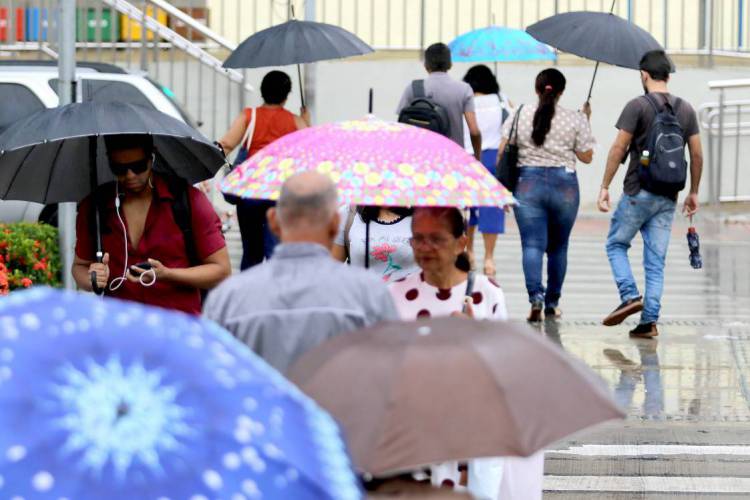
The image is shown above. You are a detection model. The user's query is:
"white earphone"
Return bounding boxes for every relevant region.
[108,180,157,291]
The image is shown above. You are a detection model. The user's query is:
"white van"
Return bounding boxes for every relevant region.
[0,60,195,224]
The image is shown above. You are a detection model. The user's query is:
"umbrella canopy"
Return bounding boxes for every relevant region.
[288,317,623,475]
[0,101,225,204]
[449,26,556,63]
[525,11,665,70]
[221,117,515,208]
[0,288,362,500]
[223,19,373,69]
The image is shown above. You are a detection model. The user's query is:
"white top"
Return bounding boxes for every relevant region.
[389,271,508,321]
[464,93,511,152]
[501,104,595,170]
[335,206,418,283]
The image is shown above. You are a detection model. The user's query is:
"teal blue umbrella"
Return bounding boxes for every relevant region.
[448,26,556,63]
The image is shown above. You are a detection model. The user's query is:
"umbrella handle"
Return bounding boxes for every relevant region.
[297,64,306,109]
[91,251,104,296]
[586,61,600,103]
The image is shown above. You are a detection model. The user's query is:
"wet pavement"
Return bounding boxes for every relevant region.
[222,212,750,496]
[477,215,750,498]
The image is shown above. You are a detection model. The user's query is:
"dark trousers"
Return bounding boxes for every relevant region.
[237,199,278,270]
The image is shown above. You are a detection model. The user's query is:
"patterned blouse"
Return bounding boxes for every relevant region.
[389,271,508,321]
[501,104,595,170]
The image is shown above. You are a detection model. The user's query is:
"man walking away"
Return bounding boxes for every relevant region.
[203,172,398,373]
[397,43,483,160]
[598,50,703,338]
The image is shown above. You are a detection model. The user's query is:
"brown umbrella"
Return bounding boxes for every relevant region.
[288,317,623,475]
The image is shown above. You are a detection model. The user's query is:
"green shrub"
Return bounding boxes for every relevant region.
[0,222,62,294]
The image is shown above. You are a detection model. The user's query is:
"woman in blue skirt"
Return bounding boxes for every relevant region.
[462,65,512,277]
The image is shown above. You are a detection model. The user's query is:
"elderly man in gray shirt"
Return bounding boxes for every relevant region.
[204,172,399,372]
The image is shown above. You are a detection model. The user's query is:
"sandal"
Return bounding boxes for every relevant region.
[483,258,496,278]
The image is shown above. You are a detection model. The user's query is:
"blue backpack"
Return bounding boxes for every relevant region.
[638,94,687,197]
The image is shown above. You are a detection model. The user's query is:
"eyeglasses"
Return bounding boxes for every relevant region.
[110,155,151,177]
[409,234,454,248]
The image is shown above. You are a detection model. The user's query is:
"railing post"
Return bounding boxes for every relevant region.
[57,0,77,291]
[304,0,317,123]
[716,88,725,205]
[419,0,426,57]
[140,0,149,71]
[662,0,668,49]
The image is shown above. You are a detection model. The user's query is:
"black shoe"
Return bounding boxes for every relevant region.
[603,297,643,326]
[527,301,544,322]
[629,322,659,339]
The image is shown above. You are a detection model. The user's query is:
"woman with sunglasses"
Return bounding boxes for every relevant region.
[72,134,231,315]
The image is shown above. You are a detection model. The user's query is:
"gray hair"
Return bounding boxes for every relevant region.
[276,172,338,229]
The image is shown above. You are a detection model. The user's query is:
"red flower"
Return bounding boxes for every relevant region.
[21,277,32,288]
[33,261,47,271]
[371,243,397,263]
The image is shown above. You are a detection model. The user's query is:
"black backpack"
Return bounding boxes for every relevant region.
[638,94,688,197]
[398,80,451,137]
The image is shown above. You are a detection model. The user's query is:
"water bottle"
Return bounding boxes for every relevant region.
[687,226,703,269]
[640,150,650,167]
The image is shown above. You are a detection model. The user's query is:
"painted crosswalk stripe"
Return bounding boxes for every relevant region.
[550,444,750,456]
[544,475,750,493]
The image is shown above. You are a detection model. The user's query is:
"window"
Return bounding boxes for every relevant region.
[0,83,45,132]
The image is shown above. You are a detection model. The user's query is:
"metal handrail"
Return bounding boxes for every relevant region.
[145,0,236,51]
[708,79,750,90]
[101,0,251,91]
[699,81,750,204]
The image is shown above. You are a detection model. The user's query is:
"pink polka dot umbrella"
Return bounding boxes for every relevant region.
[220,117,515,207]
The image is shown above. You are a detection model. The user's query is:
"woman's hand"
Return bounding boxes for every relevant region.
[300,106,311,126]
[582,101,592,120]
[451,299,475,319]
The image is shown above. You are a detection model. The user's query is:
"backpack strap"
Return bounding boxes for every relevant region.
[165,177,200,267]
[643,93,661,114]
[412,79,426,98]
[342,205,357,262]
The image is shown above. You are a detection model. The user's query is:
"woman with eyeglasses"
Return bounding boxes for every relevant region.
[389,207,543,499]
[389,207,506,320]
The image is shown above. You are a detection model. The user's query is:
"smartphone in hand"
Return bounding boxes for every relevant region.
[129,262,153,276]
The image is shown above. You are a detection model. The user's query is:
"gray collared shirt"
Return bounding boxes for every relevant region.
[203,242,399,373]
[396,71,476,146]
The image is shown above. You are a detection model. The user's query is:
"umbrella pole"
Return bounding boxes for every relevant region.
[89,136,104,296]
[297,63,306,109]
[368,88,373,114]
[586,61,600,103]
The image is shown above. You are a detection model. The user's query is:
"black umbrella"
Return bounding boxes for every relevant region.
[526,6,666,101]
[223,17,373,107]
[0,101,226,292]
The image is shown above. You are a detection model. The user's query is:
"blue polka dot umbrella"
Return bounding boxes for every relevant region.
[0,288,362,500]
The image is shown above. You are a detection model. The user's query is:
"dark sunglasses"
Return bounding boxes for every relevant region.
[110,155,152,176]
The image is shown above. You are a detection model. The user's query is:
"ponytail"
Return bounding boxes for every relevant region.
[531,68,566,147]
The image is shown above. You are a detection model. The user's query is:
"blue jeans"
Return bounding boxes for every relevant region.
[606,190,676,324]
[513,167,580,308]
